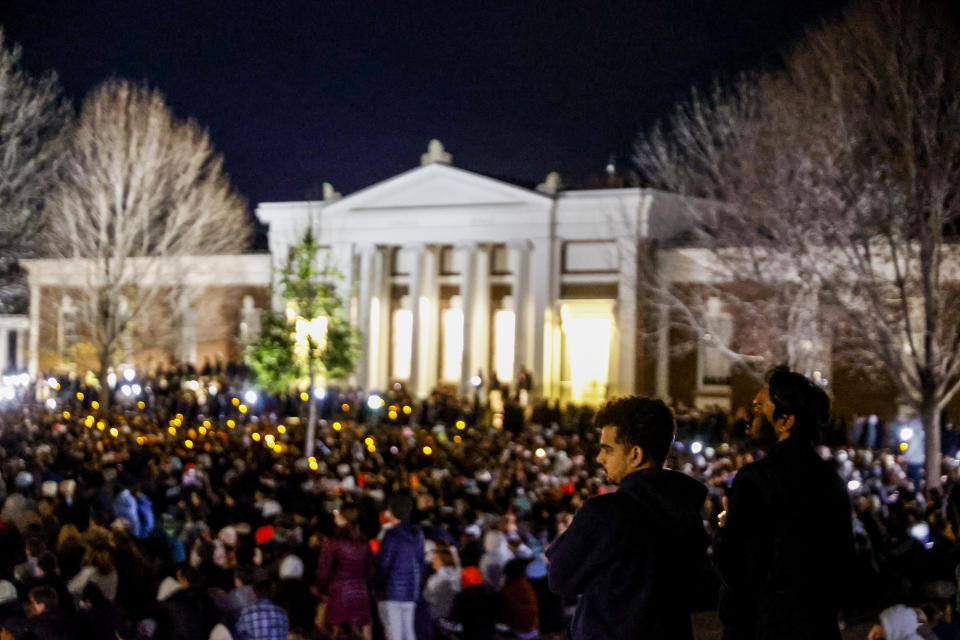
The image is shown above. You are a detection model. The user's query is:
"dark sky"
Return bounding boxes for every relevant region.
[1,0,846,205]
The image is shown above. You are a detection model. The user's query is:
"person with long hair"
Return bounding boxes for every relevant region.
[315,504,375,640]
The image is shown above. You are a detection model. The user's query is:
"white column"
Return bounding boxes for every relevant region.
[531,237,553,398]
[655,302,670,402]
[28,285,40,376]
[474,245,491,383]
[458,242,478,395]
[15,329,25,370]
[0,327,9,371]
[407,243,438,398]
[373,248,391,389]
[617,236,638,396]
[356,244,376,389]
[422,247,440,395]
[179,289,198,365]
[509,240,533,382]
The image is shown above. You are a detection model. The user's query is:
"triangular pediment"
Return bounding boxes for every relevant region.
[323,163,550,214]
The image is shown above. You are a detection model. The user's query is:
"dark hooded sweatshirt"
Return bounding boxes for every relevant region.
[546,468,708,640]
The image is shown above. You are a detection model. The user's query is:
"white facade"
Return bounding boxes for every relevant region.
[256,141,696,402]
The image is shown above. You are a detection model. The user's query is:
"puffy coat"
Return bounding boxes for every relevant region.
[375,523,425,602]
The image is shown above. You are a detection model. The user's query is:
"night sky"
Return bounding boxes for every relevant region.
[2,0,845,206]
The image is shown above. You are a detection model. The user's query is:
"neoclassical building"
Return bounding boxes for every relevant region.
[21,141,750,409]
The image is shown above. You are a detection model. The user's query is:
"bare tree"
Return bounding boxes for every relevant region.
[48,79,250,404]
[636,0,960,485]
[0,30,70,312]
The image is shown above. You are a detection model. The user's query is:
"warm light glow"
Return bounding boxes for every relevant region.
[454,435,462,443]
[185,439,194,449]
[199,426,207,436]
[136,437,145,445]
[91,401,100,410]
[341,403,350,412]
[62,411,71,420]
[295,316,329,353]
[308,456,319,471]
[388,410,398,420]
[561,301,614,404]
[251,432,261,442]
[535,447,546,458]
[227,419,236,429]
[96,421,105,431]
[392,308,413,379]
[168,426,177,436]
[109,427,119,438]
[300,391,309,402]
[265,434,275,445]
[333,422,342,431]
[456,420,466,430]
[422,446,433,456]
[278,425,286,434]
[232,397,240,407]
[76,392,84,401]
[202,420,211,428]
[900,442,909,451]
[364,436,375,446]
[494,309,516,382]
[403,405,412,415]
[137,401,145,410]
[238,404,248,414]
[441,306,464,381]
[84,415,94,428]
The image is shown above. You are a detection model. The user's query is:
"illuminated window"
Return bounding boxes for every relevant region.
[494,308,515,382]
[561,300,614,405]
[441,297,464,382]
[392,307,413,380]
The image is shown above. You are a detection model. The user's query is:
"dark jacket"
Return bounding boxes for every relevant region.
[546,468,708,640]
[28,609,75,640]
[449,584,504,640]
[375,523,425,602]
[156,586,216,640]
[715,436,855,640]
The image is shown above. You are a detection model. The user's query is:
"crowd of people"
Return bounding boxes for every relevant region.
[0,363,956,639]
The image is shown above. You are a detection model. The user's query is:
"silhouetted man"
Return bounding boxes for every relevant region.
[716,366,854,640]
